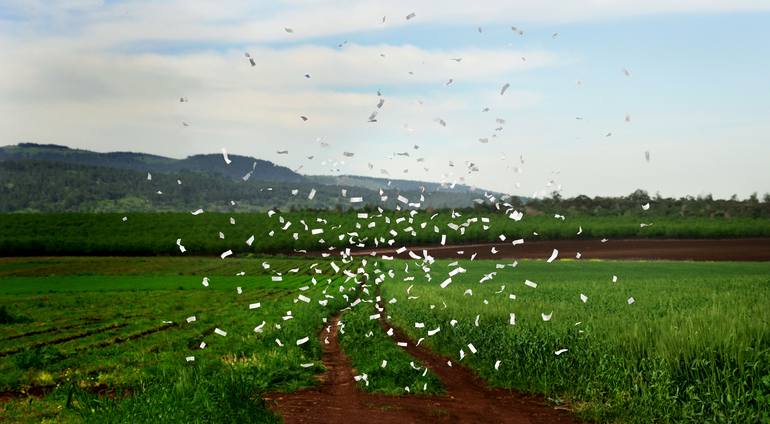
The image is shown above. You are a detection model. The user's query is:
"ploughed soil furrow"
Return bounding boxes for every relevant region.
[0,323,128,357]
[74,323,177,352]
[265,312,578,424]
[1,317,109,342]
[351,238,770,261]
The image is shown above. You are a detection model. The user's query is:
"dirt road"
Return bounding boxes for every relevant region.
[265,314,577,424]
[351,238,770,261]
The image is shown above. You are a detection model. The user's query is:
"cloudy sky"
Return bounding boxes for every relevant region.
[2,1,769,199]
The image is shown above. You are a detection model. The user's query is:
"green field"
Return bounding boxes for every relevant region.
[1,257,769,423]
[381,260,770,423]
[2,212,769,256]
[0,257,358,422]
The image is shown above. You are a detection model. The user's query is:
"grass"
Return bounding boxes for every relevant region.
[2,257,769,422]
[337,292,443,395]
[0,257,359,422]
[379,259,770,423]
[1,211,769,256]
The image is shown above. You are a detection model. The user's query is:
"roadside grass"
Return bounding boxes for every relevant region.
[338,294,443,395]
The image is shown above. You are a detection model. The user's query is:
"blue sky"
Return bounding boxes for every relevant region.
[1,1,769,198]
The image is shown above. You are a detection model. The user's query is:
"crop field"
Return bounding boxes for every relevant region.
[0,257,360,422]
[1,257,769,423]
[381,260,770,422]
[2,212,770,256]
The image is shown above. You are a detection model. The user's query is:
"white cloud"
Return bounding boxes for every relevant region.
[2,0,769,197]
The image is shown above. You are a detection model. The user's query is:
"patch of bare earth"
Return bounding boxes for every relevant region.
[265,315,578,424]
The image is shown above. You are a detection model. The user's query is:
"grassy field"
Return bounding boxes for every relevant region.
[0,257,358,422]
[380,260,770,423]
[2,212,769,256]
[338,296,444,395]
[1,257,769,423]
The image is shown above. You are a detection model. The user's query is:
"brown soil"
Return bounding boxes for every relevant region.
[351,238,770,261]
[265,314,578,424]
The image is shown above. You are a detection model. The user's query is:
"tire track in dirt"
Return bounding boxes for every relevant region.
[265,311,579,423]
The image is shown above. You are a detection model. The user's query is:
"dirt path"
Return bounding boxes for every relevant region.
[351,238,770,261]
[265,314,578,424]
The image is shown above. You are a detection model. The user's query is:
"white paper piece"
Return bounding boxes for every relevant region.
[249,302,261,309]
[246,235,255,246]
[221,148,232,164]
[642,203,650,210]
[186,356,195,362]
[427,327,440,336]
[191,208,204,215]
[214,328,227,336]
[468,343,477,354]
[186,316,196,323]
[627,297,636,305]
[612,275,618,283]
[381,360,388,368]
[440,278,452,289]
[297,336,309,345]
[580,293,588,303]
[547,249,558,263]
[202,277,209,287]
[509,313,516,325]
[525,280,538,288]
[220,250,233,259]
[495,360,501,370]
[555,349,568,356]
[541,312,552,322]
[308,189,316,200]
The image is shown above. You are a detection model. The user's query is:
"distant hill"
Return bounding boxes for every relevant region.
[0,143,304,183]
[0,143,504,212]
[306,174,477,194]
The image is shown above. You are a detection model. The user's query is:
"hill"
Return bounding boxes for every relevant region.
[0,156,489,212]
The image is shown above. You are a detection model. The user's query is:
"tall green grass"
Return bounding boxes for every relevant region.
[380,260,770,423]
[0,261,358,422]
[338,297,443,395]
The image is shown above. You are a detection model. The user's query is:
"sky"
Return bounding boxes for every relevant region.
[1,0,769,199]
